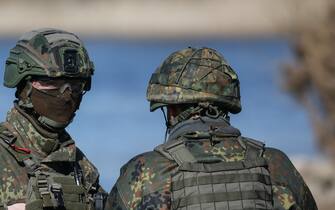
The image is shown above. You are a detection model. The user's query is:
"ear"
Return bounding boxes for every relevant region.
[167,105,185,122]
[16,81,32,99]
[167,105,176,119]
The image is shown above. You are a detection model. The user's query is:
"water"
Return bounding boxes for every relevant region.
[0,38,317,191]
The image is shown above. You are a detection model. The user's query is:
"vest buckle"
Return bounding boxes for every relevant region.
[50,183,65,208]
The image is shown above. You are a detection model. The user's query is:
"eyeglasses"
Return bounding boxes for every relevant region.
[32,79,86,96]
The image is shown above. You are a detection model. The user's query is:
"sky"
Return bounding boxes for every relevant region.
[0,38,317,190]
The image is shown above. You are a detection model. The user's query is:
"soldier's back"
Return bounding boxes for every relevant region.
[108,132,317,210]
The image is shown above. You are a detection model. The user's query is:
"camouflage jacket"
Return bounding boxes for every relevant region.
[0,104,104,208]
[106,117,317,210]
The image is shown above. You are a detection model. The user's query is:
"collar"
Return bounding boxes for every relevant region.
[168,116,241,141]
[6,103,74,158]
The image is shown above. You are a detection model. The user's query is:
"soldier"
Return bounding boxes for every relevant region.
[106,47,317,210]
[0,29,106,210]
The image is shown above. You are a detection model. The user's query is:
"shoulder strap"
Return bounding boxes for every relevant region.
[0,122,32,162]
[75,148,107,209]
[154,137,197,165]
[0,122,17,145]
[242,136,266,161]
[177,137,268,172]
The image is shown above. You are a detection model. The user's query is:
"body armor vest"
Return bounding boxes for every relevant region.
[155,117,274,210]
[24,165,91,210]
[0,122,105,210]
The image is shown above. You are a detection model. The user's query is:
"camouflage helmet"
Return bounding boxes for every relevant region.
[147,47,241,114]
[4,28,94,90]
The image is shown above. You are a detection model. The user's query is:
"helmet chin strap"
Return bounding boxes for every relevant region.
[160,107,169,143]
[37,115,73,130]
[18,99,34,109]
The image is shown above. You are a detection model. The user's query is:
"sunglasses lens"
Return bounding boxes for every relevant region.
[33,79,85,96]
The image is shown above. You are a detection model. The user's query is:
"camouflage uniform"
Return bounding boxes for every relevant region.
[106,47,317,210]
[0,29,105,209]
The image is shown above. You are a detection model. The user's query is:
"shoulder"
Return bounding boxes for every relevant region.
[263,147,291,164]
[76,147,99,172]
[239,137,293,169]
[0,123,28,205]
[75,147,101,190]
[263,147,299,184]
[115,150,176,209]
[239,136,265,152]
[0,122,27,174]
[118,150,175,182]
[263,147,302,184]
[263,147,317,209]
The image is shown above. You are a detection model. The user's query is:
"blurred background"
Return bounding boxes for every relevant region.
[0,0,334,209]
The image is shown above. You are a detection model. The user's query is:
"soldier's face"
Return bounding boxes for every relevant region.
[30,78,85,125]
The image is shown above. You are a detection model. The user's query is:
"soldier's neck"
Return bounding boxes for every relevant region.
[8,103,68,155]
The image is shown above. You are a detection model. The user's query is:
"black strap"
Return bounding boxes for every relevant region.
[244,137,265,160]
[94,192,108,210]
[172,173,271,191]
[178,157,267,172]
[173,190,273,208]
[154,137,196,164]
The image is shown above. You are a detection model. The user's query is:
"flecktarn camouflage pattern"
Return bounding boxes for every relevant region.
[0,29,104,210]
[106,47,317,210]
[0,105,104,209]
[147,47,241,114]
[4,28,94,90]
[154,119,274,210]
[107,117,317,210]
